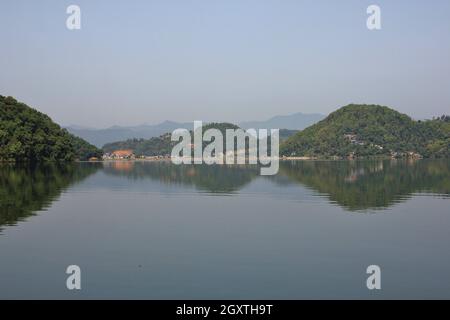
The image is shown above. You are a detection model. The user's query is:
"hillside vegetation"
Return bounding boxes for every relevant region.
[280,104,449,158]
[103,122,241,156]
[0,96,102,161]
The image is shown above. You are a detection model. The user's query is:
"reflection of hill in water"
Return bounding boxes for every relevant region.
[2,160,447,227]
[0,163,100,230]
[102,161,259,193]
[279,160,450,211]
[103,160,450,211]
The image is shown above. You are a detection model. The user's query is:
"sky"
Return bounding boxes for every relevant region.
[1,0,449,128]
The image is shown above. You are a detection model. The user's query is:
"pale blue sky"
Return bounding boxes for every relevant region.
[1,0,449,127]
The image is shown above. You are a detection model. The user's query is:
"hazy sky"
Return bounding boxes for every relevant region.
[1,0,449,128]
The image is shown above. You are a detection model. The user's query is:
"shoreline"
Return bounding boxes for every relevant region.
[85,155,428,163]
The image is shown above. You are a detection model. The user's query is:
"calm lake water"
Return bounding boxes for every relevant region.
[0,160,449,299]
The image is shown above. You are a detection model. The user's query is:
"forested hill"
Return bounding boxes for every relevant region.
[103,122,241,156]
[0,95,102,161]
[280,104,449,158]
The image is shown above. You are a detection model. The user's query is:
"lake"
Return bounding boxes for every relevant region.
[0,159,449,299]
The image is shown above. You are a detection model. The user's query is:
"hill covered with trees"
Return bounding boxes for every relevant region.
[103,122,241,156]
[103,133,173,156]
[0,95,102,161]
[280,104,449,158]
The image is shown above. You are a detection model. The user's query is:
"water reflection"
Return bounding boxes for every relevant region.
[102,159,450,211]
[279,160,450,211]
[0,160,449,231]
[102,161,259,193]
[0,163,101,231]
[1,160,449,299]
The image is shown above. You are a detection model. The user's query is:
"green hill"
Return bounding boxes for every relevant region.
[103,134,173,156]
[280,104,449,158]
[0,95,102,161]
[103,122,241,156]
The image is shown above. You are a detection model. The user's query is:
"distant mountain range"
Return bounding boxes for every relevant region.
[66,112,326,147]
[66,120,192,147]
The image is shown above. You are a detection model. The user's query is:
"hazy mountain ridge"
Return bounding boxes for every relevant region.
[66,120,193,148]
[66,112,324,147]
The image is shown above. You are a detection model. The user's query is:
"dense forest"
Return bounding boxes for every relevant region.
[0,96,102,161]
[280,104,449,158]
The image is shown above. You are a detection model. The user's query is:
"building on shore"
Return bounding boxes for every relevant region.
[103,149,135,160]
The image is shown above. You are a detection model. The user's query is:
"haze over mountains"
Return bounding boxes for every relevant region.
[66,112,326,147]
[66,120,192,147]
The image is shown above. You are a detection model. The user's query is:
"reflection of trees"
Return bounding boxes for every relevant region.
[102,161,259,193]
[279,160,450,211]
[102,160,450,209]
[0,163,100,230]
[3,160,447,227]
